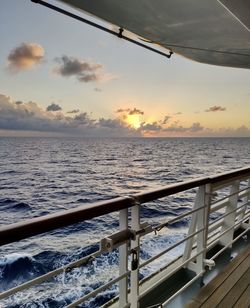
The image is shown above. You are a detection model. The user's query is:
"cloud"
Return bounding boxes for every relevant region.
[116,108,130,113]
[46,103,62,112]
[54,56,114,83]
[116,107,144,115]
[205,105,226,112]
[67,109,80,114]
[99,118,124,128]
[1,93,249,137]
[94,88,102,92]
[7,43,44,72]
[128,108,144,115]
[161,121,204,133]
[141,122,162,131]
[0,93,140,137]
[15,101,23,105]
[212,125,250,137]
[162,115,171,124]
[139,117,203,134]
[189,122,204,132]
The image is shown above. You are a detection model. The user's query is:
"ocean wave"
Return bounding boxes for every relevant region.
[0,253,45,291]
[0,199,31,211]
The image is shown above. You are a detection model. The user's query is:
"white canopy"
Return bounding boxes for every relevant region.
[59,0,250,69]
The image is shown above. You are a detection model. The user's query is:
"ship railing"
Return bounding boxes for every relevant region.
[0,167,249,307]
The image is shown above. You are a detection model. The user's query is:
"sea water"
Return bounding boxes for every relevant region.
[0,137,249,307]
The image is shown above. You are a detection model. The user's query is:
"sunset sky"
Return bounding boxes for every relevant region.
[1,0,250,137]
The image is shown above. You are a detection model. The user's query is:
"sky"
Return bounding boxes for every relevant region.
[0,0,250,137]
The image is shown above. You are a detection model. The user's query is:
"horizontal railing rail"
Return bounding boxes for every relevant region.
[0,166,249,246]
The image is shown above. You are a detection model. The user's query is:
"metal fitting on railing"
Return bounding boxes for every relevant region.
[100,229,135,252]
[204,259,215,270]
[131,249,139,271]
[135,222,153,236]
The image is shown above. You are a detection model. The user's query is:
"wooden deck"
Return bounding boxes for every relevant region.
[186,245,250,308]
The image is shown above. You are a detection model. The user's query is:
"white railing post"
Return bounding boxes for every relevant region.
[183,185,208,274]
[239,179,250,228]
[196,184,209,273]
[204,183,212,246]
[119,208,129,307]
[183,186,201,263]
[219,180,240,247]
[130,202,140,308]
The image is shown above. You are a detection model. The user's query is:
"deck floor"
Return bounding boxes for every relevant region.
[186,244,250,308]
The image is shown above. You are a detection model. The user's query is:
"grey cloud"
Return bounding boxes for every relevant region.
[205,105,226,112]
[46,103,62,112]
[99,118,124,129]
[189,122,204,132]
[7,43,44,72]
[214,125,250,137]
[74,112,94,125]
[141,120,203,133]
[116,108,144,115]
[141,122,162,131]
[0,93,140,137]
[98,118,140,137]
[54,56,111,83]
[162,115,171,124]
[94,88,102,92]
[163,125,187,132]
[67,109,80,114]
[162,122,203,133]
[116,108,131,113]
[128,108,144,115]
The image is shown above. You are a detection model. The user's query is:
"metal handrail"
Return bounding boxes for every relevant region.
[1,166,249,246]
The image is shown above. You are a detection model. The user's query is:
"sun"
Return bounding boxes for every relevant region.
[126,114,141,129]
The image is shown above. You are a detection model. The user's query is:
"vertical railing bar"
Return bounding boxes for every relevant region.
[119,208,129,307]
[211,227,250,261]
[238,179,250,222]
[204,183,212,247]
[183,185,204,268]
[219,180,240,247]
[209,200,249,227]
[195,185,207,274]
[207,213,250,248]
[130,201,141,308]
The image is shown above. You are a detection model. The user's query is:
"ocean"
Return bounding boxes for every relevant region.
[0,137,249,307]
